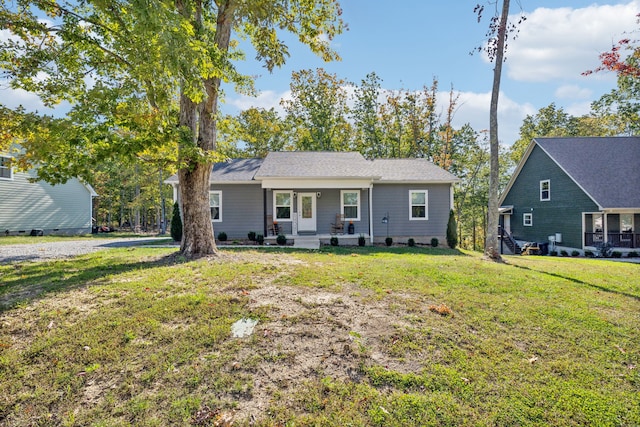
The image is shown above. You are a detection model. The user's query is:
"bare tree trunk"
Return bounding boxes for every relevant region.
[484,0,509,262]
[177,0,235,257]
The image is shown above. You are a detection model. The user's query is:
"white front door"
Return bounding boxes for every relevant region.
[297,193,317,232]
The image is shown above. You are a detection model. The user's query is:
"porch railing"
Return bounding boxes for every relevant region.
[585,232,638,248]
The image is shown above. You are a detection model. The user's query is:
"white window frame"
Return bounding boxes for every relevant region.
[273,190,293,222]
[540,179,550,201]
[209,191,222,222]
[409,190,429,221]
[340,190,361,221]
[0,155,13,180]
[620,213,633,233]
[523,213,533,227]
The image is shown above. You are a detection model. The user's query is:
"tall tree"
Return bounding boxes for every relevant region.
[352,72,385,158]
[282,68,352,151]
[0,0,344,257]
[475,0,523,261]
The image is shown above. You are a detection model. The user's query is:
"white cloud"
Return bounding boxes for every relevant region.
[554,84,592,100]
[227,90,291,115]
[506,1,640,83]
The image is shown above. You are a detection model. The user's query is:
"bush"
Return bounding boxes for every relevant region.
[358,234,366,247]
[330,236,339,246]
[408,238,416,247]
[276,234,287,245]
[628,251,639,258]
[430,237,439,248]
[217,231,227,242]
[248,231,257,241]
[170,202,182,242]
[256,234,264,245]
[612,251,622,258]
[571,250,580,257]
[549,250,558,256]
[560,250,568,257]
[385,237,393,247]
[584,250,594,257]
[446,209,457,249]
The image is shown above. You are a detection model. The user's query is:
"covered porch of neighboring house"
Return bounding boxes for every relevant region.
[583,211,640,250]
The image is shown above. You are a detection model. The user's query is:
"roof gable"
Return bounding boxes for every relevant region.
[254,151,375,178]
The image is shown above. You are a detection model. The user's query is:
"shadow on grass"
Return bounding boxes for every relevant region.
[0,250,187,312]
[508,262,640,302]
[221,245,468,257]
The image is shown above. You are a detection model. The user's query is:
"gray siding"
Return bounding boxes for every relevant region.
[0,169,93,235]
[502,145,599,248]
[371,183,451,243]
[210,184,263,239]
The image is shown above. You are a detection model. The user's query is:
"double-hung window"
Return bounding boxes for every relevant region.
[409,190,428,220]
[209,191,222,222]
[523,213,533,227]
[274,191,292,221]
[0,156,12,180]
[540,179,550,201]
[341,190,360,221]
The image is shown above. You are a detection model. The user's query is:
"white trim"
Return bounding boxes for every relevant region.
[261,177,373,190]
[409,189,429,221]
[273,190,293,222]
[341,190,361,221]
[368,185,374,243]
[523,213,533,227]
[209,190,222,222]
[540,179,550,201]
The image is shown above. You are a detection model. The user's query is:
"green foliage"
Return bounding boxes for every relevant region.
[628,251,639,258]
[549,250,558,256]
[170,202,183,242]
[446,209,457,249]
[385,237,393,247]
[612,251,623,258]
[276,234,287,245]
[256,234,264,245]
[330,236,339,246]
[584,250,594,257]
[430,237,438,248]
[358,234,366,247]
[560,250,569,257]
[571,250,580,257]
[407,238,416,247]
[217,232,227,242]
[248,231,257,241]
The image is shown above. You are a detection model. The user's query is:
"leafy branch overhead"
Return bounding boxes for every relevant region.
[471,3,526,61]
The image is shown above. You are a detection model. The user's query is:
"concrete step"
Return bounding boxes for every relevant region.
[293,236,320,249]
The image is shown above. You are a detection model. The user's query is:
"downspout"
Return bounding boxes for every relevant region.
[263,189,267,237]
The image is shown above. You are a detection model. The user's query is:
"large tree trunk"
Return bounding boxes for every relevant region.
[484,0,510,262]
[177,0,234,257]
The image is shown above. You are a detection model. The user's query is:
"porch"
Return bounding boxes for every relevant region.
[584,212,639,249]
[584,232,640,248]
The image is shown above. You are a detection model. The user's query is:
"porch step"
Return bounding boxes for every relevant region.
[293,236,320,250]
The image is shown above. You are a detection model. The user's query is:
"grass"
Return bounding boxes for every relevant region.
[0,245,638,426]
[0,233,170,246]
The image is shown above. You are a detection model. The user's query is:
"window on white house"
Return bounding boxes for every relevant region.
[341,190,360,221]
[209,191,222,222]
[0,156,12,180]
[523,213,533,227]
[593,214,603,232]
[409,190,428,220]
[621,213,633,232]
[274,191,292,221]
[540,179,550,201]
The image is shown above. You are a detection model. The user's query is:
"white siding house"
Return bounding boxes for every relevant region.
[0,154,97,235]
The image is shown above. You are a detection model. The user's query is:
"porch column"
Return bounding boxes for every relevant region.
[604,213,608,245]
[369,184,374,244]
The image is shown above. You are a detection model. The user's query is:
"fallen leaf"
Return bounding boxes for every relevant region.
[528,356,538,364]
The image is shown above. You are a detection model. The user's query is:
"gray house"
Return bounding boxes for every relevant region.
[0,153,97,235]
[166,151,459,245]
[499,137,640,254]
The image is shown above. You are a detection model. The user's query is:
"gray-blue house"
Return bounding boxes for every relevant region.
[499,137,640,254]
[166,151,459,245]
[0,152,98,235]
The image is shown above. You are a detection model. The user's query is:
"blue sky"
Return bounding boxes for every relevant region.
[227,0,640,145]
[3,1,639,146]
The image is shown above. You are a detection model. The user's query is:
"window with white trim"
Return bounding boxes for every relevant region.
[209,191,222,222]
[540,179,550,201]
[523,213,533,227]
[409,190,428,220]
[274,191,292,221]
[341,190,360,221]
[0,156,12,180]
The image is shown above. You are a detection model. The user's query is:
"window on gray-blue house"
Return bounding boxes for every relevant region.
[0,156,12,180]
[540,179,550,201]
[209,191,221,222]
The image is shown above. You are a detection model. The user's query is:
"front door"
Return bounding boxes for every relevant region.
[297,193,317,233]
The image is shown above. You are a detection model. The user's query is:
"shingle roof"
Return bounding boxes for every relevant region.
[164,158,263,183]
[535,137,640,209]
[254,151,376,178]
[370,159,460,182]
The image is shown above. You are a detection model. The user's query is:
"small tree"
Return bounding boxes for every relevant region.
[446,209,458,249]
[170,202,182,242]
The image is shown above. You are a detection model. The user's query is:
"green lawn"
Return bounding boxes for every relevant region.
[0,246,638,426]
[0,233,167,245]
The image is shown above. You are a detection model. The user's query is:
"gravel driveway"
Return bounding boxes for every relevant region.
[0,238,173,263]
